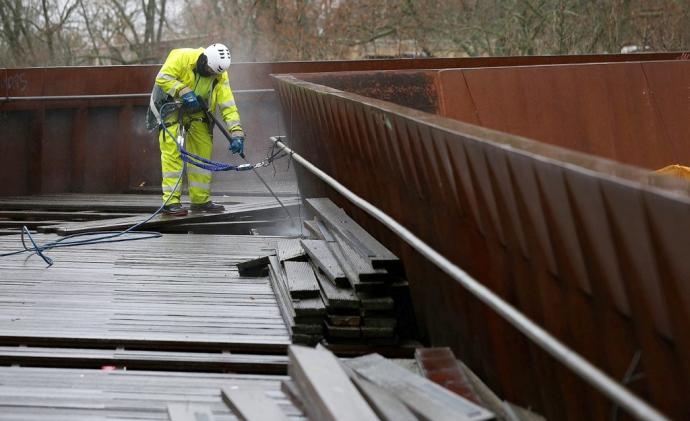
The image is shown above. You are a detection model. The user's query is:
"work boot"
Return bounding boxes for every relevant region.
[162,203,188,217]
[190,201,225,213]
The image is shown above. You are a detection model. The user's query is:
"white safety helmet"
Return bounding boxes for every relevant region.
[204,43,231,74]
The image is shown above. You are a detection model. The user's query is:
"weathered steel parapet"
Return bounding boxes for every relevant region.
[0,53,684,196]
[272,63,690,419]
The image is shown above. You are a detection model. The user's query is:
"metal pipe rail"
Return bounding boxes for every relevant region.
[269,136,669,421]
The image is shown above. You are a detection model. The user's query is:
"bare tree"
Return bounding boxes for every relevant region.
[1,0,689,67]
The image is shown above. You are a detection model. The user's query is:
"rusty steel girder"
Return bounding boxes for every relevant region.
[272,62,690,420]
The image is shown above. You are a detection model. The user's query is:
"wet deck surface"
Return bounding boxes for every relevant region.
[0,233,291,352]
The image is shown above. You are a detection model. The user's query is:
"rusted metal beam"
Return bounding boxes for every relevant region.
[271,63,690,420]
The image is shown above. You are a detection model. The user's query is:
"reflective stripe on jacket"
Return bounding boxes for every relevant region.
[155,47,242,131]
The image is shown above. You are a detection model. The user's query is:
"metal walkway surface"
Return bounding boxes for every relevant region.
[0,233,290,353]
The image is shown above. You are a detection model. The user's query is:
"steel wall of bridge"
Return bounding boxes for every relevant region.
[0,52,685,196]
[272,63,690,419]
[297,60,690,170]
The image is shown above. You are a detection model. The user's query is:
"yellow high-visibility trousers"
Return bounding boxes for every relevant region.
[158,117,213,205]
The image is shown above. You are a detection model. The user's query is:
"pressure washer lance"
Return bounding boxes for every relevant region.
[195,97,295,223]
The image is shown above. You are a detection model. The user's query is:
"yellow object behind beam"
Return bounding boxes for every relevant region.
[655,164,690,181]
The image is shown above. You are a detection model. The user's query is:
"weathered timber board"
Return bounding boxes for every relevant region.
[49,198,301,235]
[288,346,378,421]
[331,230,389,283]
[325,322,361,339]
[0,346,287,374]
[281,380,306,413]
[0,220,63,229]
[312,263,360,310]
[300,239,347,285]
[160,220,281,235]
[346,354,494,421]
[238,254,273,277]
[0,210,140,220]
[268,256,295,335]
[0,193,292,212]
[350,376,418,421]
[168,404,216,421]
[0,366,304,420]
[283,261,320,298]
[276,238,306,262]
[221,387,289,421]
[306,198,400,271]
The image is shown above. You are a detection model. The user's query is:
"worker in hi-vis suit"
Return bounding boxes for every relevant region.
[147,43,244,216]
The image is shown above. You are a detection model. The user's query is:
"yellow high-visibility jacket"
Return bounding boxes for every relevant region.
[155,47,242,132]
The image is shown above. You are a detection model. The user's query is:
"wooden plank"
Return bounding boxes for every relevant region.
[0,220,63,229]
[322,241,354,288]
[346,354,494,421]
[312,262,359,310]
[291,333,323,345]
[292,324,323,335]
[283,261,320,298]
[351,376,418,421]
[221,387,289,421]
[276,238,306,261]
[359,293,395,311]
[363,318,397,329]
[167,404,216,421]
[0,194,175,212]
[306,198,401,271]
[292,296,326,317]
[268,256,295,336]
[0,193,298,212]
[302,219,321,239]
[281,380,306,413]
[300,239,347,285]
[238,255,273,277]
[161,220,279,235]
[361,326,396,338]
[0,346,287,374]
[293,316,323,325]
[0,210,139,220]
[328,237,365,291]
[0,366,304,420]
[288,345,378,421]
[331,230,389,283]
[49,198,300,235]
[320,341,419,359]
[325,322,361,339]
[0,229,24,236]
[314,218,336,242]
[327,314,361,327]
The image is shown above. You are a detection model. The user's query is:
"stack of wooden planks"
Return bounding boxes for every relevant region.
[280,345,495,421]
[240,198,416,346]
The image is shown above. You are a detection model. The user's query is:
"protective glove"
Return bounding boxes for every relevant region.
[229,131,245,156]
[180,88,200,111]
